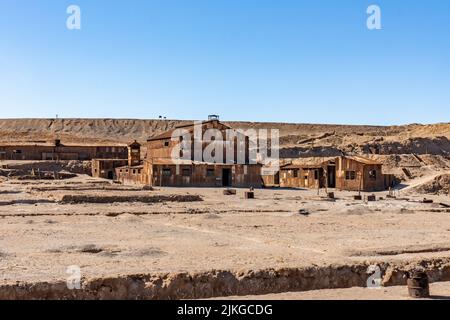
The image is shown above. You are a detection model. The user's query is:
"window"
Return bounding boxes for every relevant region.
[345,171,356,180]
[206,168,215,177]
[132,169,136,174]
[164,141,170,147]
[314,170,319,180]
[369,169,377,180]
[293,169,299,178]
[162,168,171,176]
[182,168,191,177]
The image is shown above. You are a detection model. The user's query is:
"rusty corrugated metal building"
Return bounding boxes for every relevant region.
[277,155,394,192]
[0,140,127,161]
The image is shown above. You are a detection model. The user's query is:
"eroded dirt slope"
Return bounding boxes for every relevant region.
[0,119,448,156]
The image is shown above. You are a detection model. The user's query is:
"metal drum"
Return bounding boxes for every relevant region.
[406,271,430,298]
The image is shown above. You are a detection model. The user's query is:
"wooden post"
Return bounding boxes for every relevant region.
[317,171,320,196]
[358,171,362,196]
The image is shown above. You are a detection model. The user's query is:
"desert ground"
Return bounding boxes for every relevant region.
[0,119,449,299]
[1,169,450,299]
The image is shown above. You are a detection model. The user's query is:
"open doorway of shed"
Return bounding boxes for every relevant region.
[107,171,114,180]
[274,172,280,185]
[222,168,231,187]
[327,165,336,188]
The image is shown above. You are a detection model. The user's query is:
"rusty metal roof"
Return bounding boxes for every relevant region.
[146,157,255,166]
[147,120,232,141]
[0,142,127,147]
[344,155,382,165]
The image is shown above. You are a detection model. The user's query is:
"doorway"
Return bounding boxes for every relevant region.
[274,172,280,185]
[327,166,336,188]
[222,168,231,187]
[107,171,114,180]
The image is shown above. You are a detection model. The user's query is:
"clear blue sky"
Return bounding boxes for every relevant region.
[0,0,449,125]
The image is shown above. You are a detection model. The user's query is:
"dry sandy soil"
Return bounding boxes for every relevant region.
[0,172,450,299]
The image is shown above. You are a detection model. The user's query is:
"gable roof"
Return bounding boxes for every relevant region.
[147,120,233,141]
[128,140,141,148]
[344,155,382,165]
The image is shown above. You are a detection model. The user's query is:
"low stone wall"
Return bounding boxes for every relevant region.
[59,194,203,204]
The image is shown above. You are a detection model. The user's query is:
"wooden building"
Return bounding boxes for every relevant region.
[92,159,128,180]
[116,119,262,188]
[0,140,127,161]
[277,156,394,192]
[94,141,142,181]
[116,165,146,185]
[141,159,261,188]
[335,156,394,192]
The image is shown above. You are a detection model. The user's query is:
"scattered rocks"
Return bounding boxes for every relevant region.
[79,244,104,254]
[299,209,310,216]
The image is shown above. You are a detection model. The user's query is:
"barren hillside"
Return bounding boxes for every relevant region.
[0,119,448,156]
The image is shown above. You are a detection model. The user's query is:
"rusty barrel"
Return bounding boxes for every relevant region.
[245,191,255,199]
[407,271,430,298]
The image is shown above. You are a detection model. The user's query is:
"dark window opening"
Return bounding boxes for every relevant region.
[164,141,170,147]
[369,170,377,180]
[293,169,298,178]
[222,168,231,187]
[206,169,215,177]
[162,168,171,176]
[314,170,319,180]
[182,168,191,177]
[345,171,356,180]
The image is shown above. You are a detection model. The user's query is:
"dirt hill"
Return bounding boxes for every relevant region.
[0,119,449,156]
